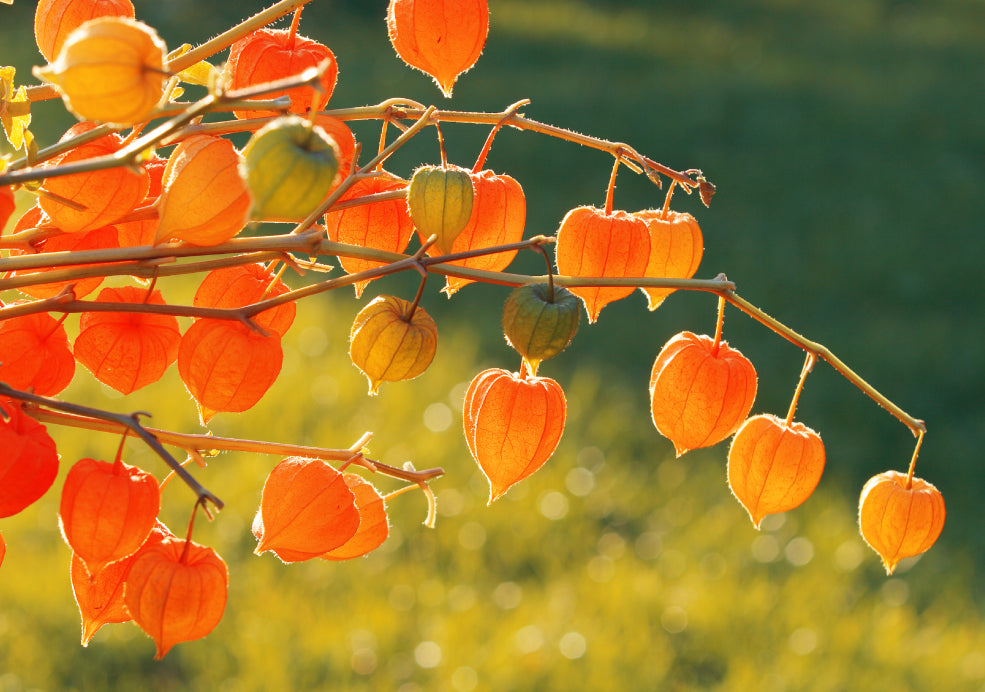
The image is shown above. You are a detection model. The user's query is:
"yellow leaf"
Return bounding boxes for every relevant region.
[167,43,217,87]
[0,67,32,150]
[179,61,217,87]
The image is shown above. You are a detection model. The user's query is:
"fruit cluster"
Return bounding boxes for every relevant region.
[0,0,942,660]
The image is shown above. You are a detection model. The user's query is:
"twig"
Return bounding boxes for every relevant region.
[0,383,224,510]
[21,407,444,485]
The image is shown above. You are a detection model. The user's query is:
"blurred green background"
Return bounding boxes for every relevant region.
[2,0,984,689]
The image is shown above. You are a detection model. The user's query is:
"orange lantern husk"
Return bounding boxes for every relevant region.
[635,209,703,311]
[59,457,161,575]
[408,164,475,255]
[74,286,182,394]
[649,331,758,456]
[0,309,76,397]
[34,0,135,63]
[442,169,526,296]
[73,524,176,645]
[858,470,945,574]
[193,263,296,337]
[313,115,356,185]
[124,535,228,659]
[39,124,149,233]
[387,0,489,97]
[72,551,133,645]
[324,173,414,298]
[225,27,338,119]
[555,205,650,323]
[0,399,59,518]
[253,457,361,562]
[155,135,252,246]
[463,367,567,503]
[0,186,15,232]
[320,474,390,561]
[36,16,169,125]
[177,319,283,424]
[727,413,825,528]
[117,155,167,247]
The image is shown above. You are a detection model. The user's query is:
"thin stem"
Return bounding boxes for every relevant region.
[275,106,435,238]
[159,456,201,493]
[661,180,678,219]
[113,428,129,466]
[904,429,925,488]
[260,262,288,300]
[331,103,701,190]
[41,312,71,341]
[436,122,449,167]
[180,497,208,564]
[519,358,531,380]
[383,483,420,502]
[718,289,926,436]
[377,116,390,165]
[405,273,428,321]
[0,228,325,274]
[169,0,316,75]
[604,151,622,215]
[0,224,925,441]
[288,7,303,47]
[144,274,159,301]
[472,99,530,173]
[421,480,437,529]
[4,98,703,193]
[785,352,816,426]
[4,71,325,188]
[712,293,726,353]
[0,293,265,332]
[532,244,556,302]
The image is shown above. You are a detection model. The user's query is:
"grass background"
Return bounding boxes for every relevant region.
[1,0,984,689]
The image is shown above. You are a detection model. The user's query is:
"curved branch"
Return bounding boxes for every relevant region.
[22,407,444,485]
[0,383,224,510]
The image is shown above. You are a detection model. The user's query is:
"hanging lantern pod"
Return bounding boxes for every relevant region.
[349,294,438,395]
[58,457,161,576]
[463,367,567,503]
[858,470,945,575]
[387,0,489,97]
[35,16,168,125]
[407,164,475,255]
[649,331,758,456]
[241,115,341,222]
[502,282,581,373]
[727,413,825,528]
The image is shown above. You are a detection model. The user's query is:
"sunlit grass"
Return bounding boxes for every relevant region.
[2,287,984,690]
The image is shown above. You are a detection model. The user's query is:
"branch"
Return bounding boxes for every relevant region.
[0,382,224,511]
[716,286,926,437]
[324,100,706,193]
[2,69,327,187]
[22,407,444,485]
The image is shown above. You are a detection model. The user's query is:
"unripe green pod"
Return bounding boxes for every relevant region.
[502,282,581,372]
[407,164,474,254]
[242,115,340,221]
